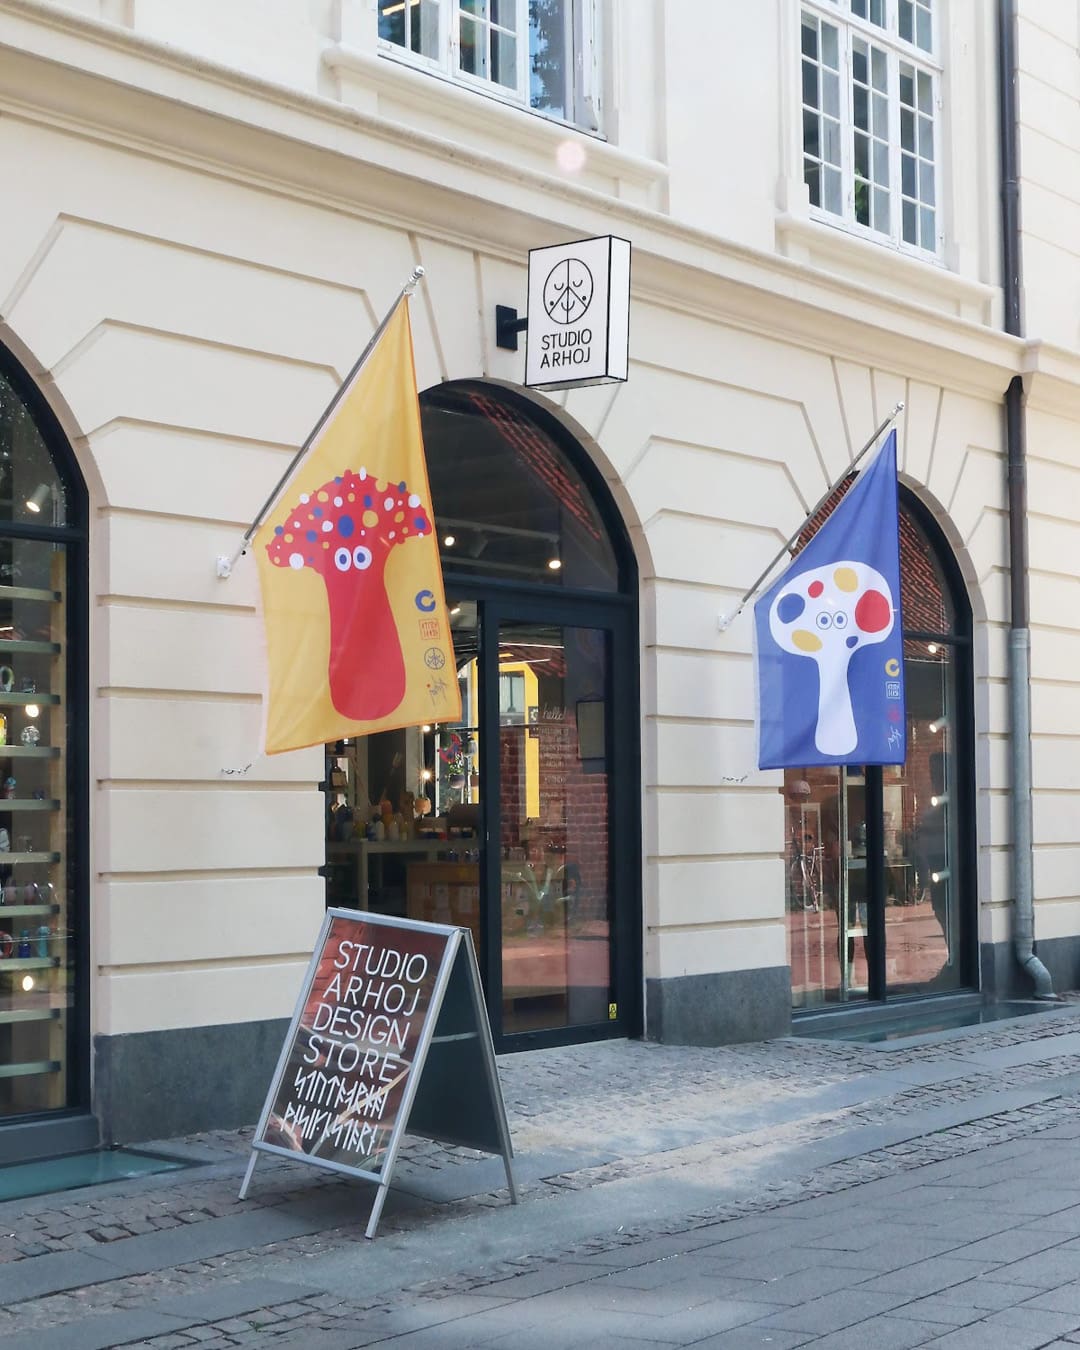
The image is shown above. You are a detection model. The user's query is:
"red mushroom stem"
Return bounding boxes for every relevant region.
[324,548,403,720]
[266,469,432,721]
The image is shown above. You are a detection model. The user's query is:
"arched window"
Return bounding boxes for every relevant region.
[324,381,640,1049]
[421,382,625,593]
[0,347,88,1129]
[784,490,973,1008]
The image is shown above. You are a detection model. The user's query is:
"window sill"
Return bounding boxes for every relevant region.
[776,211,997,325]
[323,43,667,197]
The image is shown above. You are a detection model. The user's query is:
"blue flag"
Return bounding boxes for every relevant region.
[755,430,905,769]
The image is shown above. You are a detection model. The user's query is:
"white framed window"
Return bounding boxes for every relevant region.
[800,0,941,256]
[377,0,601,132]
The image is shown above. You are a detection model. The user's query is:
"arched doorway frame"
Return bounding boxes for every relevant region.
[419,376,644,1048]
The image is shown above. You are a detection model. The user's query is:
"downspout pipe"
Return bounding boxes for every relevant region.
[999,0,1054,997]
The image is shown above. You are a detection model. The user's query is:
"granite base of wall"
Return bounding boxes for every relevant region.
[94,1019,291,1145]
[645,967,792,1046]
[981,937,1080,1002]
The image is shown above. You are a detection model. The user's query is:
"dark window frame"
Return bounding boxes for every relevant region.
[0,343,90,1122]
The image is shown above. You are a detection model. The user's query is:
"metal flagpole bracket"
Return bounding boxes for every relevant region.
[716,402,904,633]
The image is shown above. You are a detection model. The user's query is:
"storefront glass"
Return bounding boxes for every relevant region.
[498,619,611,1034]
[324,381,638,1048]
[0,363,85,1121]
[786,495,970,1008]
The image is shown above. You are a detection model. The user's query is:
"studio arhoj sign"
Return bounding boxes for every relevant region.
[524,235,630,391]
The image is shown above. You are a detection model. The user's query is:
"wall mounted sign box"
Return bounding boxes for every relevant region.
[524,235,631,391]
[239,909,517,1239]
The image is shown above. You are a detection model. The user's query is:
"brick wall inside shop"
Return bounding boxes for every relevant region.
[500,721,609,914]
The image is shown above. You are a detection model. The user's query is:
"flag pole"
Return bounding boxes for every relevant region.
[216,265,426,579]
[717,402,904,632]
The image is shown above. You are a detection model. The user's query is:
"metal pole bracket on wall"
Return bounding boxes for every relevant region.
[495,305,529,351]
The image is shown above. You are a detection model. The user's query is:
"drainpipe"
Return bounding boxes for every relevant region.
[999,0,1054,997]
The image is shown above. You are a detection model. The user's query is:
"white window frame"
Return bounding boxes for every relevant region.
[376,0,601,134]
[800,0,944,261]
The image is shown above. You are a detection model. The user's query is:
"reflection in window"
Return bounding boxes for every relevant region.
[379,0,600,131]
[784,497,967,1006]
[421,383,620,592]
[801,1,939,253]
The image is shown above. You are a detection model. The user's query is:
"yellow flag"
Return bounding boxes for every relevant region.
[254,301,461,754]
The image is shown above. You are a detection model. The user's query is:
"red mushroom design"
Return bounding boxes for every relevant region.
[266,468,431,720]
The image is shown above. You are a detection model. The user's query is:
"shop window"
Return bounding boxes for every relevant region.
[323,380,639,1048]
[377,0,602,131]
[785,495,971,1007]
[0,358,86,1120]
[420,382,621,592]
[801,0,940,254]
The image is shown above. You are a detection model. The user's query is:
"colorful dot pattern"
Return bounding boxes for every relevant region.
[776,565,892,654]
[266,468,430,573]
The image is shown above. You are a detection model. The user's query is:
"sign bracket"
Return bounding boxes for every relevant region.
[495,305,529,351]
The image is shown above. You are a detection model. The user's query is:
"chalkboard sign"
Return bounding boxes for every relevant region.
[239,909,516,1238]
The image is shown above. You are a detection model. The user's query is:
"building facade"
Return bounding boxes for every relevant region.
[0,0,1077,1161]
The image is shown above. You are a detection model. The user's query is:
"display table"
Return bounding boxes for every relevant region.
[327,838,459,907]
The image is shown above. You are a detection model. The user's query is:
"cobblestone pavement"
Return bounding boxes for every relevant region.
[5,1005,1080,1346]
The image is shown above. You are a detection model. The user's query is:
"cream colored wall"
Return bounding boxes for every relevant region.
[1016,5,1080,350]
[0,0,1075,1047]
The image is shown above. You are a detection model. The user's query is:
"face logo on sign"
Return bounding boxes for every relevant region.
[768,560,895,758]
[543,259,594,325]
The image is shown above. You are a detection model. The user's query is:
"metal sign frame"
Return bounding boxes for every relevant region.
[239,908,517,1239]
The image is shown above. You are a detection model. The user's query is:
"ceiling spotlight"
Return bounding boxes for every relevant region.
[443,534,456,548]
[421,768,432,782]
[24,704,39,719]
[450,605,462,616]
[422,724,432,733]
[25,483,50,514]
[547,558,562,571]
[927,643,938,655]
[931,868,951,884]
[928,717,948,734]
[930,793,949,808]
[21,974,34,992]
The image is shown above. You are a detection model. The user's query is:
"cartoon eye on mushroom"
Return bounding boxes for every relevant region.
[266,468,431,720]
[769,561,895,757]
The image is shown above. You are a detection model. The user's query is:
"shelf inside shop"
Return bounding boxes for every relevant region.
[0,800,60,811]
[0,1007,60,1025]
[0,640,60,655]
[0,747,60,759]
[0,905,61,917]
[0,957,61,970]
[0,853,62,864]
[0,692,58,707]
[0,1060,61,1079]
[0,585,61,604]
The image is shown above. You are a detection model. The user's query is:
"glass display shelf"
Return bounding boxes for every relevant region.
[0,800,60,811]
[0,852,62,864]
[0,692,59,706]
[0,1060,61,1079]
[0,957,61,970]
[0,584,61,604]
[0,639,60,655]
[0,747,60,759]
[0,904,61,917]
[0,1007,60,1025]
